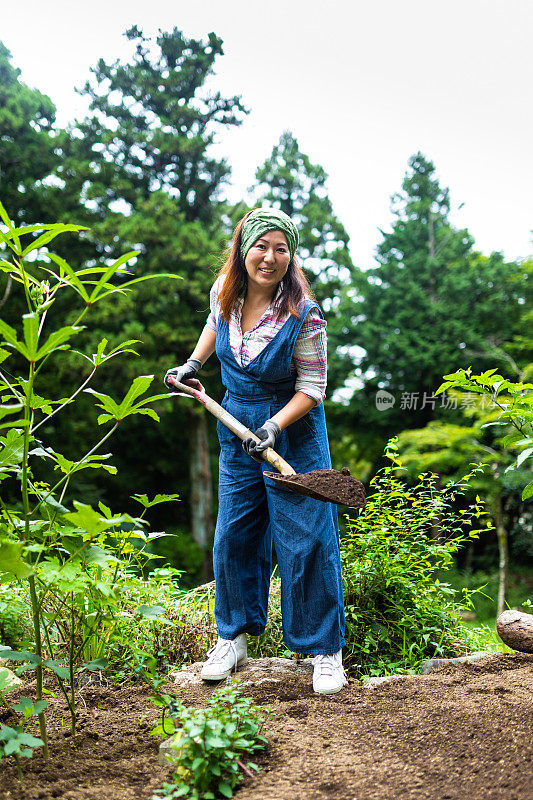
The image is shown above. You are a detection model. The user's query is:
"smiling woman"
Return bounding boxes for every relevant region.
[243,230,291,300]
[164,207,346,695]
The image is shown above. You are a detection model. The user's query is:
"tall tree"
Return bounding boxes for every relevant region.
[251,131,361,396]
[344,152,528,463]
[0,42,57,225]
[0,42,60,323]
[59,25,245,229]
[45,28,247,570]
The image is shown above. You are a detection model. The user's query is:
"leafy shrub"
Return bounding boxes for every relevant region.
[442,565,533,621]
[436,368,533,501]
[0,205,180,755]
[153,581,218,666]
[152,682,270,800]
[0,583,31,649]
[155,574,292,667]
[341,438,493,676]
[0,686,46,783]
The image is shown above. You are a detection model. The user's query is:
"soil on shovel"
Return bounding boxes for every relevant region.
[2,652,531,800]
[268,466,366,507]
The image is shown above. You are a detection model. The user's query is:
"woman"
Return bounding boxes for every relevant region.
[165,208,346,694]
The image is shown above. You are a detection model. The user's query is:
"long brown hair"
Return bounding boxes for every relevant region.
[217,210,315,323]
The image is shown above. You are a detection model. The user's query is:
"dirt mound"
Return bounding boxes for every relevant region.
[1,653,532,800]
[265,466,366,506]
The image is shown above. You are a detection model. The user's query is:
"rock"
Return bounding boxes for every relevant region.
[419,651,494,674]
[496,610,533,653]
[159,733,183,766]
[0,665,22,691]
[171,656,314,688]
[362,674,408,688]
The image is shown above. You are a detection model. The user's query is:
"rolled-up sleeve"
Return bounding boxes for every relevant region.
[292,308,327,405]
[205,277,221,331]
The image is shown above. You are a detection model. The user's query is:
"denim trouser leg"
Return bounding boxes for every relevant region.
[266,482,345,655]
[213,454,271,639]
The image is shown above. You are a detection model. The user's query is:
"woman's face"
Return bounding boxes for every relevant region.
[244,229,291,293]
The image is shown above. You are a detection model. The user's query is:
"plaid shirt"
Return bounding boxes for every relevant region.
[206,277,327,405]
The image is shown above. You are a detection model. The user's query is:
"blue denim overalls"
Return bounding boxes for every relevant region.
[213,299,345,655]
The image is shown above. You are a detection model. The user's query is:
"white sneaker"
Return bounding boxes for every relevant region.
[312,650,347,694]
[200,634,247,681]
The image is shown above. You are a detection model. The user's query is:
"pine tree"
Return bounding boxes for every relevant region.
[0,42,57,225]
[252,131,360,395]
[346,152,527,460]
[46,28,247,567]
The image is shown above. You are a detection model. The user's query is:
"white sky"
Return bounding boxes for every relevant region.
[2,0,532,268]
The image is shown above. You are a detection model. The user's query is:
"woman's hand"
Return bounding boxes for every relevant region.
[164,358,201,390]
[243,419,281,462]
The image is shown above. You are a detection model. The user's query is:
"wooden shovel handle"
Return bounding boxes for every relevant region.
[169,378,296,476]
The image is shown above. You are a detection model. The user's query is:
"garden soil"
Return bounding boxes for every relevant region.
[265,467,366,507]
[1,653,532,800]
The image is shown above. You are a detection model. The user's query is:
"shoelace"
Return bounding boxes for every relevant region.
[206,639,239,673]
[312,653,346,679]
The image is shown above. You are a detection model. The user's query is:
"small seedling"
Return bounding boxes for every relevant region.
[150,681,271,800]
[0,697,47,783]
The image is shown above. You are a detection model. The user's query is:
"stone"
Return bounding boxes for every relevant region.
[171,656,314,688]
[0,665,23,691]
[496,610,533,653]
[362,674,409,688]
[159,733,183,767]
[419,651,494,674]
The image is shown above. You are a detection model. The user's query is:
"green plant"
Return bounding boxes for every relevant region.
[436,368,533,500]
[0,673,46,783]
[151,682,270,800]
[153,572,290,667]
[0,203,180,755]
[0,581,30,649]
[145,441,499,678]
[341,438,494,676]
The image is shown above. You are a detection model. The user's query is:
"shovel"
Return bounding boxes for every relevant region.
[168,377,365,508]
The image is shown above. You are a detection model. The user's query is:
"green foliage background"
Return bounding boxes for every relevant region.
[0,26,531,585]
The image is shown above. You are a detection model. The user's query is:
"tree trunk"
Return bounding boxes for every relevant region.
[0,275,12,309]
[189,407,213,580]
[490,492,509,617]
[496,610,533,653]
[429,473,442,541]
[463,540,474,572]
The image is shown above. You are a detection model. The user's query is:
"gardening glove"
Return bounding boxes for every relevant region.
[164,358,202,390]
[243,419,281,463]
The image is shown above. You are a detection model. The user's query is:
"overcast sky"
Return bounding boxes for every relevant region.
[2,0,532,268]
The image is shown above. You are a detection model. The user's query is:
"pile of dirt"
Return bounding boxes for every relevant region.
[1,653,531,800]
[266,467,366,507]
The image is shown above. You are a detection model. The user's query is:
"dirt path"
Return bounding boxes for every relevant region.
[1,653,532,800]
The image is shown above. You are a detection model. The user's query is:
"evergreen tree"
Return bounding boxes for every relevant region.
[0,42,57,225]
[251,131,361,395]
[344,152,527,461]
[44,27,247,565]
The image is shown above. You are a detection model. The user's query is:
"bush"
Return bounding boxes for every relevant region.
[0,205,180,758]
[341,439,493,676]
[0,583,31,650]
[160,440,495,676]
[443,566,533,621]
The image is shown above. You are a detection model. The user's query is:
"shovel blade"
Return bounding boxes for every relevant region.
[264,469,366,508]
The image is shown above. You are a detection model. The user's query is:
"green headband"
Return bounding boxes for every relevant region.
[240,208,299,264]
